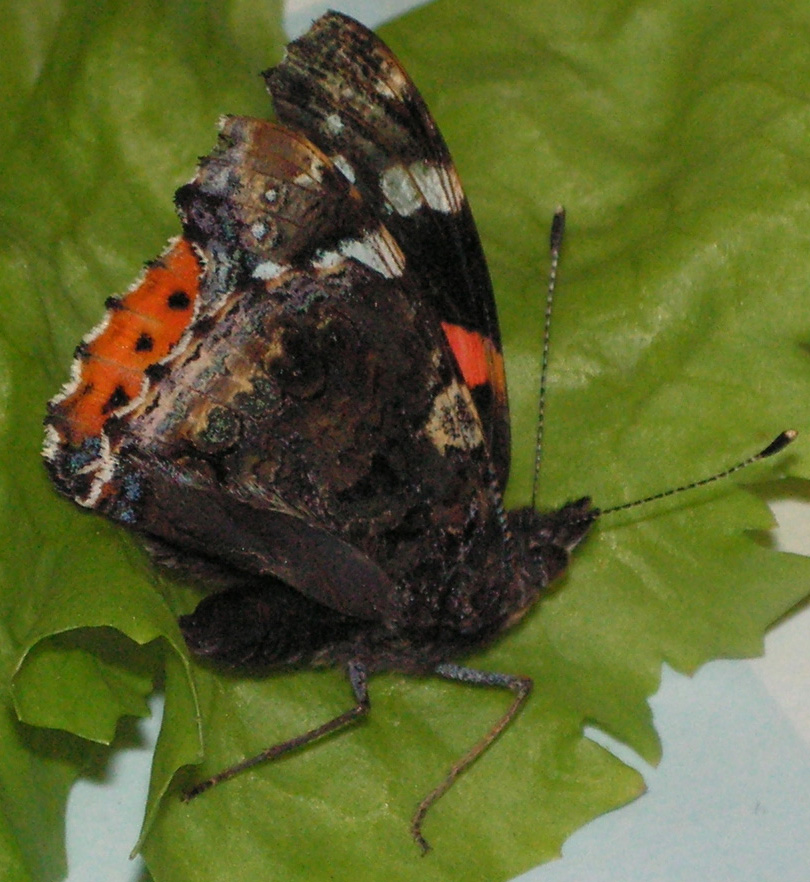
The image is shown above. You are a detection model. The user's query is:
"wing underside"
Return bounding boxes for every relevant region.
[265,12,511,485]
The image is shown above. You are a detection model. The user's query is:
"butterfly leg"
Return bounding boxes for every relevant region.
[182,659,370,800]
[410,663,533,853]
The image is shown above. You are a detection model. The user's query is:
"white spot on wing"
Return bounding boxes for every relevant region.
[413,161,464,213]
[424,378,483,454]
[380,163,422,217]
[83,434,115,508]
[325,113,344,134]
[200,164,234,197]
[311,249,344,271]
[293,158,325,186]
[42,423,62,464]
[338,228,405,278]
[331,154,356,184]
[380,160,464,217]
[253,259,289,280]
[373,62,410,98]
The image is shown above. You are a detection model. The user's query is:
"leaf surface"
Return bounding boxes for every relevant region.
[2,1,810,880]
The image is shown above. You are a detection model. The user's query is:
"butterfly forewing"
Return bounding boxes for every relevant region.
[266,13,510,486]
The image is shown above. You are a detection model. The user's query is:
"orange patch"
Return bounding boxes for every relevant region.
[441,321,506,401]
[55,238,202,443]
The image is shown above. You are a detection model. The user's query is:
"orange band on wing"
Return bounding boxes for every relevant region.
[441,321,506,402]
[53,237,202,443]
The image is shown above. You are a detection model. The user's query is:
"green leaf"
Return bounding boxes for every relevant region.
[2,0,810,881]
[0,0,283,877]
[13,629,154,743]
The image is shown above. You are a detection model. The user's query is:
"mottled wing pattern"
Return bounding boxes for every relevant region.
[265,12,511,487]
[47,116,506,636]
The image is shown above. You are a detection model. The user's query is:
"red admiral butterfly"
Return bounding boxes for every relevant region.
[42,11,794,851]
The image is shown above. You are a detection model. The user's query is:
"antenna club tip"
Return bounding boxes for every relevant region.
[550,207,566,252]
[758,429,798,459]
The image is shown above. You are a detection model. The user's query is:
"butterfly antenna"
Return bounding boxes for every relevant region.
[597,429,798,517]
[531,207,566,510]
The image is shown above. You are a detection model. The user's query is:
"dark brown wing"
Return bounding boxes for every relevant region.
[90,117,507,637]
[264,12,510,487]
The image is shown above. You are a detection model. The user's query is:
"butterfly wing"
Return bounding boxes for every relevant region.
[265,12,511,488]
[46,116,510,644]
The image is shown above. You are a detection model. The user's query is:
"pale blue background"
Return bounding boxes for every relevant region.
[65,1,810,879]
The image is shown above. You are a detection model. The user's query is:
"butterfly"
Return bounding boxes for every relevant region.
[42,11,792,851]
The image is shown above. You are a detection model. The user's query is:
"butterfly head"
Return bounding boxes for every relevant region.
[507,497,597,591]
